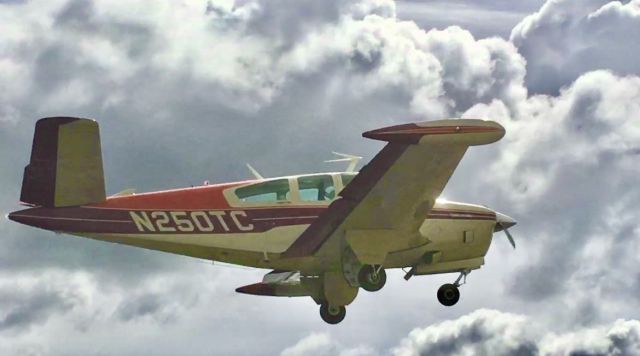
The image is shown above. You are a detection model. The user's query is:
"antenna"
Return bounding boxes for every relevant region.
[324,152,362,172]
[246,163,264,180]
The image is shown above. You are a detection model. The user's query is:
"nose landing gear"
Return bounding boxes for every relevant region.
[437,283,460,306]
[437,270,468,307]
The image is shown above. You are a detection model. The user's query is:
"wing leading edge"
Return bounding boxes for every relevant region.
[281,119,505,263]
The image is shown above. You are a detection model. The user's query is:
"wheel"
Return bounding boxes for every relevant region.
[437,283,460,306]
[358,265,387,292]
[319,303,346,324]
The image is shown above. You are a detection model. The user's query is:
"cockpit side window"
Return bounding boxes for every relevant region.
[341,173,357,189]
[298,175,335,202]
[235,179,290,203]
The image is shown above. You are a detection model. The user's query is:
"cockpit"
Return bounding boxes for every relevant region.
[229,173,357,205]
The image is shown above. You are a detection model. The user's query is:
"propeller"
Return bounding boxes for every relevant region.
[502,225,516,249]
[246,163,264,180]
[494,212,517,249]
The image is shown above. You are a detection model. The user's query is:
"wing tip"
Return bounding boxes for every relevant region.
[363,119,505,145]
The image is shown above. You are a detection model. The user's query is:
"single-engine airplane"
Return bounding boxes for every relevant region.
[8,117,516,324]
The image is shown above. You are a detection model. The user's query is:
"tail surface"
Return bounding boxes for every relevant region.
[20,117,106,208]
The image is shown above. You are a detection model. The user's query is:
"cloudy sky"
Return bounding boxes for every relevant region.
[1,0,639,354]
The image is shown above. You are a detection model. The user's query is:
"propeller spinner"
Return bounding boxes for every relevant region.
[494,211,517,249]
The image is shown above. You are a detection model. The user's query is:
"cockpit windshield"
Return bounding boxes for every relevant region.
[232,174,352,205]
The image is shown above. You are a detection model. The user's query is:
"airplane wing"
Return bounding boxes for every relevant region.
[281,119,505,264]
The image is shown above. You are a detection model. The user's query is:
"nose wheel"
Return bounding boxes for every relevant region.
[437,283,460,306]
[437,270,468,307]
[319,303,346,324]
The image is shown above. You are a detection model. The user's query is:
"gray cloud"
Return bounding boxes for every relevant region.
[460,70,640,327]
[399,0,545,12]
[0,273,81,333]
[396,0,545,39]
[280,333,376,356]
[0,290,73,332]
[114,285,199,324]
[115,293,166,322]
[511,0,640,94]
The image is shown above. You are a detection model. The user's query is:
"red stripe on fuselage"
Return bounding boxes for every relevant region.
[10,206,326,234]
[10,206,497,234]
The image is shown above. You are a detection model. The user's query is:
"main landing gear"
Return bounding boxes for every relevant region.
[319,302,346,324]
[358,265,387,292]
[437,270,468,307]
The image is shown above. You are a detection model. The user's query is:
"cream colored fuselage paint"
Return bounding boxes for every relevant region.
[74,200,495,274]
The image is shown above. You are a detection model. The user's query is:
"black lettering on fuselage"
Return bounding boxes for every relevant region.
[171,211,195,232]
[208,211,230,232]
[151,211,176,232]
[129,210,255,233]
[230,211,254,232]
[130,211,155,232]
[191,211,214,232]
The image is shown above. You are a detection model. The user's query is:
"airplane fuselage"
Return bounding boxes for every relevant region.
[9,173,498,275]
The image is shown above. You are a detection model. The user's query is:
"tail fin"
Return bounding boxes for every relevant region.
[20,117,106,207]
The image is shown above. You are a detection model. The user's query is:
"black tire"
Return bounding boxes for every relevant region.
[437,283,460,306]
[319,303,346,324]
[358,265,387,292]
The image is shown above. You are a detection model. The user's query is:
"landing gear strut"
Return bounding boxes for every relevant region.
[319,303,346,324]
[437,270,468,307]
[358,265,387,292]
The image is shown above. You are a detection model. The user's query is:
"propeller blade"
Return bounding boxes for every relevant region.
[246,163,264,180]
[331,151,361,159]
[503,226,516,249]
[494,211,517,249]
[324,152,362,172]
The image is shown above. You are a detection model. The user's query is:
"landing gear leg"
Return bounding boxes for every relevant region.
[319,302,346,324]
[437,270,469,307]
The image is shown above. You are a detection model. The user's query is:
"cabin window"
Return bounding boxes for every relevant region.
[341,173,357,188]
[298,175,335,202]
[235,179,291,203]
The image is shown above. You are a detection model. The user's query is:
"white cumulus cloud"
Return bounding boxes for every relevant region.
[512,0,640,94]
[390,309,640,356]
